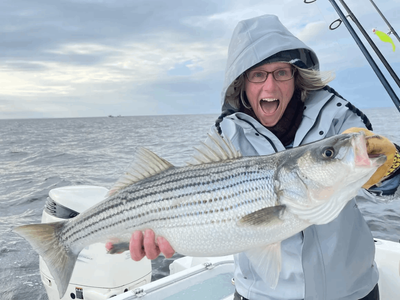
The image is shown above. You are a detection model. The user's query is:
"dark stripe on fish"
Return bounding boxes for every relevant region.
[63,170,273,243]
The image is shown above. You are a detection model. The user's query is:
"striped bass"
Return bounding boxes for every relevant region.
[14,129,385,299]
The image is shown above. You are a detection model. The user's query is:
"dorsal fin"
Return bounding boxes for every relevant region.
[186,127,242,165]
[107,148,174,196]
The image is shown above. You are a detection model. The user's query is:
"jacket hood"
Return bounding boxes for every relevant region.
[221,14,319,112]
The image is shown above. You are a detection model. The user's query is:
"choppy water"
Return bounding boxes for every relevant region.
[1,110,400,300]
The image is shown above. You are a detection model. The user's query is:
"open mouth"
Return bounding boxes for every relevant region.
[260,98,280,115]
[353,133,386,167]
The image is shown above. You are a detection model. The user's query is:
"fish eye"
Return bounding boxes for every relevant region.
[322,147,335,158]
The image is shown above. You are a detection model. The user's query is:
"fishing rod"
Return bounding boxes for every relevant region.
[369,0,400,44]
[330,0,400,90]
[304,0,400,111]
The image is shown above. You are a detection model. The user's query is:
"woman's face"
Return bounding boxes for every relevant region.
[244,62,295,127]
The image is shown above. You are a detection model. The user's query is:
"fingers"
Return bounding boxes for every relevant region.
[129,229,175,261]
[363,135,397,189]
[105,242,114,252]
[157,236,175,258]
[341,127,398,189]
[130,231,146,261]
[366,135,392,155]
[143,229,161,259]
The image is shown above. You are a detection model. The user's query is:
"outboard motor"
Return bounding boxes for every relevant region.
[40,186,152,300]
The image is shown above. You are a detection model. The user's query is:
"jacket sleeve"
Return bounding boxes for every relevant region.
[332,107,370,133]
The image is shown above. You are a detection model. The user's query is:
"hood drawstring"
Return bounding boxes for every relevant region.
[215,109,235,135]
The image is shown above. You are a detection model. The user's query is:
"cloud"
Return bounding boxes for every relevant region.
[296,22,327,43]
[1,0,399,119]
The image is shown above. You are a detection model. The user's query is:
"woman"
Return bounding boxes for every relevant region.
[125,15,400,299]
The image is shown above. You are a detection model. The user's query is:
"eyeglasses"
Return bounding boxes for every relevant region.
[245,67,295,83]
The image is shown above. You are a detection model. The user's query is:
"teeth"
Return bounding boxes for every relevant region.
[261,98,278,102]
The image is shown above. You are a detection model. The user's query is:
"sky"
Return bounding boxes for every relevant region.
[1,0,400,119]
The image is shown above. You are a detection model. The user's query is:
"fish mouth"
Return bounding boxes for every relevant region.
[260,98,280,115]
[353,132,386,167]
[367,153,386,167]
[367,152,387,167]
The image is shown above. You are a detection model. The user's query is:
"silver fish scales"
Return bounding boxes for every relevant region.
[14,129,385,298]
[66,155,278,254]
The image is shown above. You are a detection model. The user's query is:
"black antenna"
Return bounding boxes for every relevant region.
[305,0,400,111]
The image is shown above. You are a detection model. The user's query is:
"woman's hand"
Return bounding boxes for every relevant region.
[342,127,398,189]
[130,229,175,261]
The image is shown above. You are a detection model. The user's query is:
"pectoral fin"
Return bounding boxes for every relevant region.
[237,205,286,227]
[245,242,282,288]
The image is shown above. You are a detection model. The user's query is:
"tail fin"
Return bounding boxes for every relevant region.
[13,221,81,299]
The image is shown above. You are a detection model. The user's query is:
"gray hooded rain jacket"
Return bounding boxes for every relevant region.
[218,14,380,300]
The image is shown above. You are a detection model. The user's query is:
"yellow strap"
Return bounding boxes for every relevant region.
[385,151,400,177]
